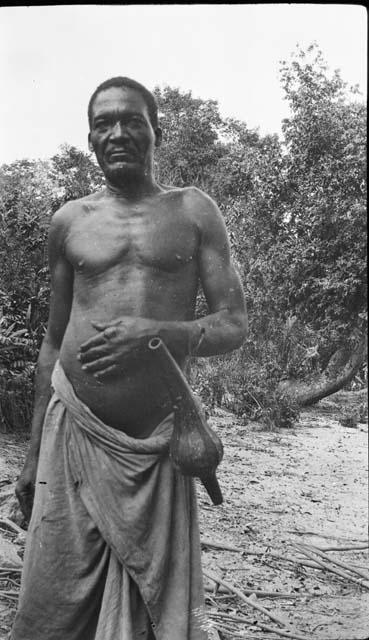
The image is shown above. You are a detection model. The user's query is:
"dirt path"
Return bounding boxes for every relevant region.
[1,392,368,639]
[200,399,368,639]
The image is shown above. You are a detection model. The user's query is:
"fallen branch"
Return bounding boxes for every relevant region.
[305,544,369,581]
[0,567,22,573]
[288,531,369,551]
[211,622,246,638]
[314,544,369,552]
[244,549,368,574]
[0,487,15,503]
[204,568,296,631]
[0,589,18,601]
[0,576,19,588]
[0,517,24,535]
[242,549,324,571]
[205,583,298,599]
[256,622,313,640]
[201,538,242,552]
[209,611,252,624]
[209,606,309,640]
[292,543,369,590]
[267,552,321,570]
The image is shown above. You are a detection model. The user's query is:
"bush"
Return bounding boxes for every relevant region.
[189,338,301,430]
[258,391,300,430]
[0,317,37,432]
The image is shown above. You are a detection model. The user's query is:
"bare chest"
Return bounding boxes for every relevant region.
[65,202,199,275]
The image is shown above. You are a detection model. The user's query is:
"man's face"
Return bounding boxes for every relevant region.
[88,87,160,184]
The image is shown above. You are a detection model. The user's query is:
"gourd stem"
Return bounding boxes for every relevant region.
[148,337,192,405]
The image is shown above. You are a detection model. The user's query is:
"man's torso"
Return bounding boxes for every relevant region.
[59,187,202,436]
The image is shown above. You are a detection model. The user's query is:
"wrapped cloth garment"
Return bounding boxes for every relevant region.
[11,361,208,640]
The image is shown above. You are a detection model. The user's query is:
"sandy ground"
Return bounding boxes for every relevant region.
[0,390,368,639]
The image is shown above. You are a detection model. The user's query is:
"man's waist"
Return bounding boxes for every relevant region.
[52,359,174,448]
[58,351,173,437]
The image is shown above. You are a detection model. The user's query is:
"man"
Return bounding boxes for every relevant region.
[12,77,247,640]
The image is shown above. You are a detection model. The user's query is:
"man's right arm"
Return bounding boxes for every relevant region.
[16,207,74,521]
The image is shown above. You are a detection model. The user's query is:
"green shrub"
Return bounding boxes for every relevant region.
[189,337,301,430]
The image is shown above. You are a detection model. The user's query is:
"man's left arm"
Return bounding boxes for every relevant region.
[170,192,248,357]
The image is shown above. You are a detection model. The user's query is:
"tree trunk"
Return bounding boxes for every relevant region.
[281,332,367,407]
[323,344,353,378]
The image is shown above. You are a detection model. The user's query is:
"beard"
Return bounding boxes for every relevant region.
[102,160,146,187]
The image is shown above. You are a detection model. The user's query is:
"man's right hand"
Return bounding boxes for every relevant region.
[15,459,38,522]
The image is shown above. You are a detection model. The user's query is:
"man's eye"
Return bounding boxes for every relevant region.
[95,121,109,130]
[130,117,144,126]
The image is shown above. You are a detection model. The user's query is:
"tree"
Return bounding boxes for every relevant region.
[278,44,367,402]
[49,143,104,208]
[0,146,104,430]
[0,159,54,430]
[0,159,53,333]
[153,86,226,188]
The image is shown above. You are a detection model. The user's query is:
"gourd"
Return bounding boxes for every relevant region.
[148,337,224,505]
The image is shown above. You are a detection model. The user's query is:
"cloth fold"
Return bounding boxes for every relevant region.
[11,361,208,640]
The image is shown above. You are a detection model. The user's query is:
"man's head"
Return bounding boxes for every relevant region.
[88,77,162,186]
[88,77,159,130]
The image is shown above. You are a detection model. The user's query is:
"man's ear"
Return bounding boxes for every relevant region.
[154,127,162,148]
[88,133,94,153]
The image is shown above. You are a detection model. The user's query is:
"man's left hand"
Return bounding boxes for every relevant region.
[78,317,159,378]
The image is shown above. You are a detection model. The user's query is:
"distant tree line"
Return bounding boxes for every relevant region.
[0,44,366,431]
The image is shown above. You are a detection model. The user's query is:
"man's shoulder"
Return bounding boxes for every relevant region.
[182,187,222,226]
[51,191,103,226]
[160,184,218,212]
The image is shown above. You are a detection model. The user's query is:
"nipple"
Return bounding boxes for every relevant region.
[176,254,192,263]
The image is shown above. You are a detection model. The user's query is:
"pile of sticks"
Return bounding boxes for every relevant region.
[0,567,21,606]
[1,534,368,638]
[202,537,369,639]
[0,516,23,610]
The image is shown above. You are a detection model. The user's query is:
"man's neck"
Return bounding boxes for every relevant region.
[105,172,160,201]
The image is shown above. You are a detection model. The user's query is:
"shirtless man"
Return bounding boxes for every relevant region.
[16,76,247,515]
[13,77,247,639]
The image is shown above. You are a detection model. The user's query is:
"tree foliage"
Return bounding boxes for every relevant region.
[154,86,225,188]
[280,44,366,348]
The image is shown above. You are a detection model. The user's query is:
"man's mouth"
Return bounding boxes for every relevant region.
[108,149,136,161]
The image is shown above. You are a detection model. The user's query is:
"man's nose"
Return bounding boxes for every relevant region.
[110,122,129,139]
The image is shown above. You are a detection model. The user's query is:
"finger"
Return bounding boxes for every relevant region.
[16,484,34,499]
[23,501,33,522]
[93,364,118,379]
[79,332,107,352]
[91,320,109,331]
[81,355,116,374]
[103,326,119,341]
[91,319,121,331]
[91,318,122,331]
[78,344,110,364]
[18,494,33,520]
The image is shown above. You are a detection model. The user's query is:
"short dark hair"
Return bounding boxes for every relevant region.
[88,77,159,129]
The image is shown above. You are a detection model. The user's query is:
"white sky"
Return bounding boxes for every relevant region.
[0,4,367,164]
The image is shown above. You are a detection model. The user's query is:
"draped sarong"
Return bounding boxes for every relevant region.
[11,361,208,640]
